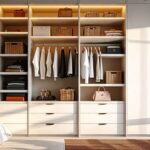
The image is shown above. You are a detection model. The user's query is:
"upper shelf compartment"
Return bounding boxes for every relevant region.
[30,5,78,18]
[0,5,28,18]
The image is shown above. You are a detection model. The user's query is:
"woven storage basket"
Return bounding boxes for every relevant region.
[60,88,75,101]
[84,26,101,36]
[58,8,72,17]
[5,42,24,54]
[33,26,51,36]
[85,11,99,17]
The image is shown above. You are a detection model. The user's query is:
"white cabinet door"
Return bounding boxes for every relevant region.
[127,0,150,3]
[127,4,150,135]
[80,0,125,4]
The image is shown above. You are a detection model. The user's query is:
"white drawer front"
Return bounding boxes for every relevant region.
[29,114,77,124]
[81,124,124,135]
[29,124,77,135]
[81,114,124,124]
[0,114,27,123]
[0,103,27,114]
[30,103,77,113]
[4,124,27,135]
[80,102,124,113]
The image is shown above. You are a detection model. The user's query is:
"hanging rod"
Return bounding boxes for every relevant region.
[80,43,120,46]
[33,43,78,46]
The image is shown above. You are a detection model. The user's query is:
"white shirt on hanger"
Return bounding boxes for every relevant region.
[99,48,104,80]
[46,47,52,77]
[89,47,94,78]
[81,50,85,79]
[32,46,40,77]
[40,47,46,80]
[67,49,73,76]
[53,47,58,81]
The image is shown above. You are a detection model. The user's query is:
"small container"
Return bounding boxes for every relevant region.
[60,88,75,101]
[84,26,101,36]
[14,9,25,17]
[33,26,51,36]
[58,8,72,17]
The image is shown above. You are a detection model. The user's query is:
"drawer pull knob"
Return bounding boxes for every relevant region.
[46,113,54,115]
[98,123,107,126]
[98,103,107,105]
[46,123,55,126]
[98,113,107,115]
[46,103,54,105]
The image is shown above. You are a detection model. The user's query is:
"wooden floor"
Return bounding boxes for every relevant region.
[65,139,150,150]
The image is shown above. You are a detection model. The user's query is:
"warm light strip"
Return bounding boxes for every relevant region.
[1,5,28,9]
[80,5,125,9]
[30,5,78,9]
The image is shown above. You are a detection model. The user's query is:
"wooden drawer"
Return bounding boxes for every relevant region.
[29,102,77,113]
[4,124,27,135]
[80,102,124,113]
[29,124,77,135]
[81,114,124,124]
[29,114,77,124]
[80,124,124,135]
[0,114,27,123]
[0,103,27,114]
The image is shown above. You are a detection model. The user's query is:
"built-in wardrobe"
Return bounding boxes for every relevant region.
[0,0,149,137]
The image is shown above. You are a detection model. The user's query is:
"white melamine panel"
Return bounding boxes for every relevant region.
[81,114,124,124]
[29,102,77,113]
[3,124,27,135]
[0,114,27,123]
[0,103,27,114]
[80,0,125,4]
[127,4,150,135]
[80,124,124,135]
[127,0,150,3]
[80,102,124,113]
[29,114,77,124]
[29,124,77,135]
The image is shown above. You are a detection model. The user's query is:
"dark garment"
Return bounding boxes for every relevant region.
[59,49,67,78]
[74,49,78,76]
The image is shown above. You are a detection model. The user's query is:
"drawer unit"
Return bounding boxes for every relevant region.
[29,124,77,135]
[29,102,77,114]
[29,114,77,124]
[0,103,27,114]
[80,124,124,135]
[80,114,124,124]
[80,102,124,113]
[0,114,27,123]
[4,124,27,135]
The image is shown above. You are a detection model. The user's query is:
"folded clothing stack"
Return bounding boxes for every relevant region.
[6,93,26,101]
[5,65,25,72]
[104,29,123,36]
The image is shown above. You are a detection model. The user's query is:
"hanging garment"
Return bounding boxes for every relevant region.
[67,49,73,76]
[46,47,52,77]
[40,47,46,80]
[81,50,85,79]
[53,47,58,81]
[74,49,78,76]
[32,46,40,77]
[84,47,90,84]
[96,47,103,82]
[89,47,94,78]
[59,48,66,78]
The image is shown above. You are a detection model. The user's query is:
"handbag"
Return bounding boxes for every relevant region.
[93,87,111,101]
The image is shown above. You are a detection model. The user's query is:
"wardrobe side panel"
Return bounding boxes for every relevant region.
[127,4,150,135]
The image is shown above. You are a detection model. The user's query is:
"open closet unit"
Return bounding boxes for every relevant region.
[0,3,127,136]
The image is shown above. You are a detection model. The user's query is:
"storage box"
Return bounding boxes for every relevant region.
[33,26,51,36]
[85,11,99,17]
[52,26,73,36]
[58,8,72,17]
[6,96,25,101]
[106,71,123,84]
[14,9,25,17]
[106,46,122,54]
[84,26,101,36]
[60,88,75,101]
[73,26,78,36]
[5,42,24,54]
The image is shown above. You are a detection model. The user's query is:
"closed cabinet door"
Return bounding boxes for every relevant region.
[127,4,150,135]
[127,0,150,3]
[80,0,125,4]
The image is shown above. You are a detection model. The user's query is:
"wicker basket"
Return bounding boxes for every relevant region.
[52,26,73,36]
[60,88,75,101]
[84,26,101,36]
[58,8,72,17]
[5,42,24,54]
[85,11,99,17]
[33,26,51,36]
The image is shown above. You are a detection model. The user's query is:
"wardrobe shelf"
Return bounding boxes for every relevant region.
[80,84,125,87]
[80,17,125,25]
[80,101,124,104]
[0,72,28,75]
[0,54,28,57]
[0,90,28,93]
[30,36,78,42]
[101,54,125,58]
[0,32,28,37]
[31,17,78,24]
[30,101,77,103]
[80,36,125,43]
[0,101,27,104]
[0,17,28,24]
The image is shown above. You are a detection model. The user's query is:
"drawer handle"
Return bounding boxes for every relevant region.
[98,103,107,105]
[46,113,54,115]
[98,123,107,126]
[46,103,54,105]
[98,113,107,115]
[46,123,55,126]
